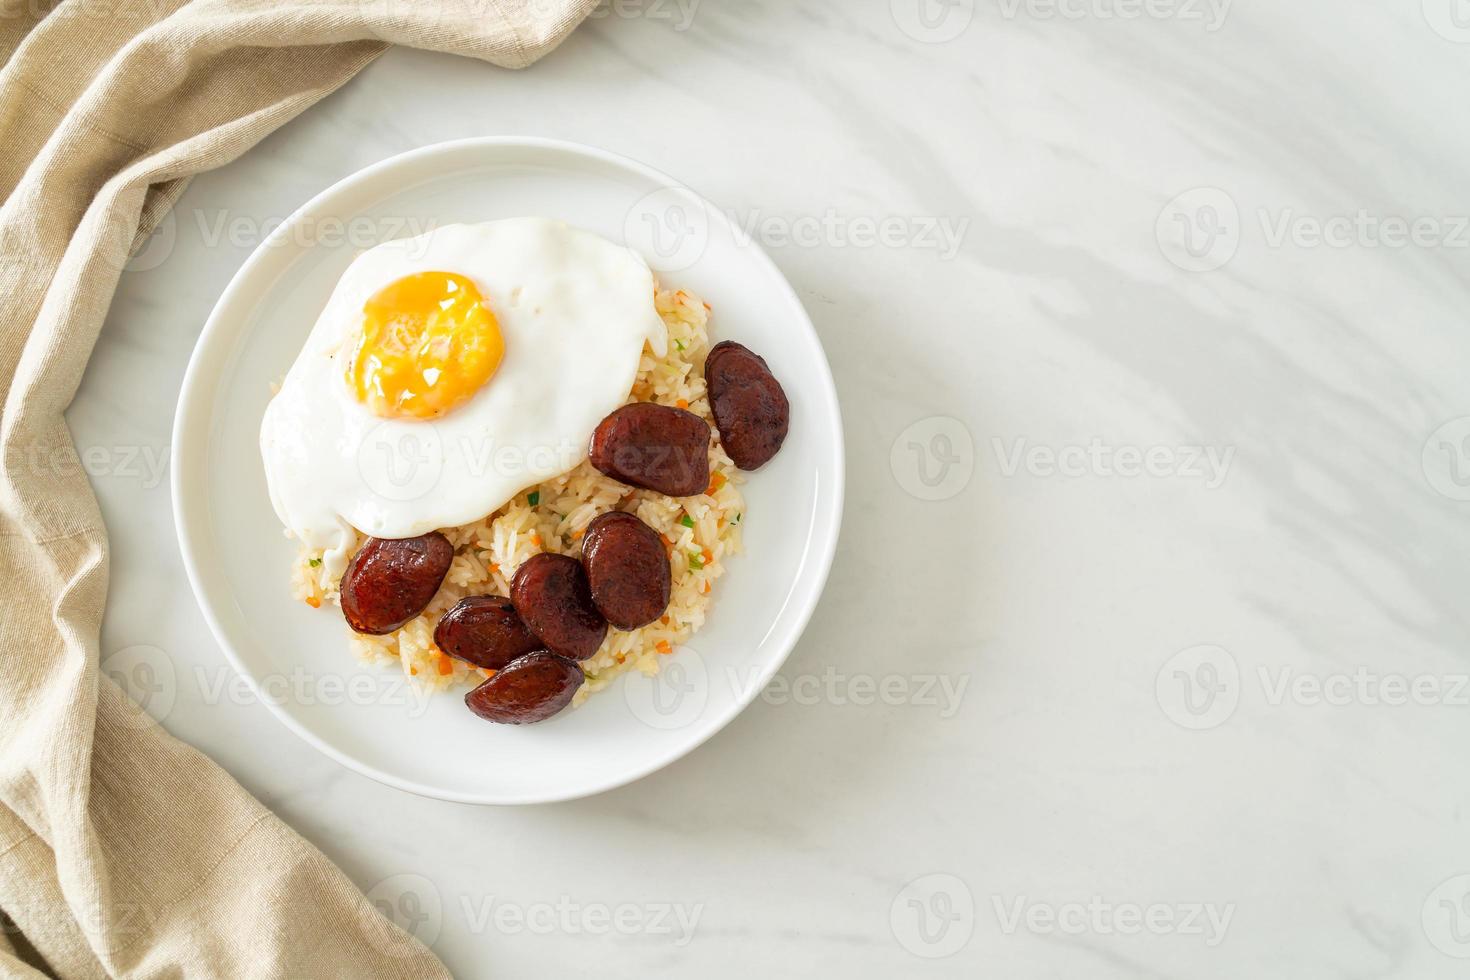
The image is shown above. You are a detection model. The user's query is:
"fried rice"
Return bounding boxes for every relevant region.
[290,286,744,706]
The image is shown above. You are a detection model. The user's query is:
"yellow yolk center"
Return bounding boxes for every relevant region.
[348,271,504,420]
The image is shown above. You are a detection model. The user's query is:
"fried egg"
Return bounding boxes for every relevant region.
[260,218,667,577]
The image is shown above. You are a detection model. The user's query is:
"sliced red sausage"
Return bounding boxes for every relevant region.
[588,402,710,497]
[464,650,584,724]
[581,511,671,630]
[706,340,789,470]
[339,532,453,635]
[433,595,542,671]
[510,553,608,661]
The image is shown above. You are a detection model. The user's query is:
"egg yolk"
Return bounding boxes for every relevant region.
[347,271,504,419]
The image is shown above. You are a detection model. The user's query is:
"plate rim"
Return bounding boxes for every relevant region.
[171,136,845,804]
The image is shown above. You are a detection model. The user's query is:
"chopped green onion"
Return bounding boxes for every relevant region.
[675,339,686,351]
[688,551,704,570]
[679,514,695,528]
[308,558,321,568]
[527,491,540,507]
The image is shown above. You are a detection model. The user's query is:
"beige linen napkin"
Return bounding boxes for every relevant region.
[0,1,595,975]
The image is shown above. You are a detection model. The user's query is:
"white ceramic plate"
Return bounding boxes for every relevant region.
[172,138,844,804]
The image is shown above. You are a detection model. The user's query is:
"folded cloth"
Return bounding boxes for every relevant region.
[0,1,595,975]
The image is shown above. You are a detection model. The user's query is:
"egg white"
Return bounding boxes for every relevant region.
[260,218,668,577]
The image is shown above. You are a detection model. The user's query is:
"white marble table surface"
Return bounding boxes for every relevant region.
[73,2,1470,976]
